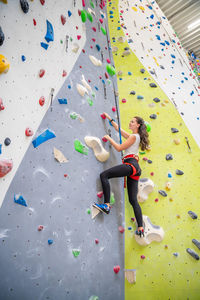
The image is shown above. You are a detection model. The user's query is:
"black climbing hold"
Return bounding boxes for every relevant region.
[128,39,133,43]
[124,47,129,50]
[0,26,5,46]
[130,91,136,95]
[188,211,198,220]
[4,137,11,146]
[150,114,157,119]
[166,154,173,160]
[192,239,200,250]
[171,128,179,133]
[158,190,167,197]
[147,160,152,164]
[20,0,29,13]
[160,65,165,69]
[153,97,160,103]
[150,70,155,75]
[140,68,145,73]
[186,248,199,260]
[176,169,184,175]
[149,83,157,88]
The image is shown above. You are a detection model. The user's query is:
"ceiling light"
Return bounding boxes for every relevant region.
[188,19,200,29]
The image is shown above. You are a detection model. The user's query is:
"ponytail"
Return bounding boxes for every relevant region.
[134,116,149,151]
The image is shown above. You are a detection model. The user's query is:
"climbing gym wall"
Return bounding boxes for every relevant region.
[0,1,125,299]
[107,0,200,299]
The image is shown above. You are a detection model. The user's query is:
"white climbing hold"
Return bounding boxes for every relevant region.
[112,46,118,53]
[72,43,80,53]
[84,136,110,162]
[89,55,102,66]
[124,269,136,284]
[134,215,165,246]
[81,74,92,92]
[76,83,88,97]
[88,7,96,16]
[54,147,68,163]
[118,36,125,43]
[122,50,131,56]
[91,205,101,219]
[137,178,154,202]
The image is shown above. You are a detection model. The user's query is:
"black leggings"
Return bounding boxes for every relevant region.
[100,158,143,227]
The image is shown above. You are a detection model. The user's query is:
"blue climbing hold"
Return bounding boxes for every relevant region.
[58,98,67,104]
[165,41,170,45]
[160,42,165,46]
[21,55,26,62]
[157,21,161,25]
[68,85,71,89]
[41,42,49,50]
[68,10,72,17]
[109,119,115,126]
[117,27,121,30]
[94,86,98,91]
[168,172,172,178]
[32,129,56,148]
[172,60,175,64]
[171,54,176,58]
[45,20,54,43]
[190,91,194,96]
[96,44,101,51]
[14,194,27,207]
[48,239,53,245]
[128,72,132,75]
[102,79,105,84]
[156,35,161,40]
[137,95,144,100]
[0,144,2,154]
[150,14,154,19]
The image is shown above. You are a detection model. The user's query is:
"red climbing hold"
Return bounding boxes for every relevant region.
[118,226,125,233]
[0,98,5,111]
[97,191,103,198]
[25,128,33,137]
[106,58,111,63]
[39,69,45,78]
[77,35,81,40]
[40,0,45,5]
[78,10,81,16]
[0,158,13,178]
[64,174,68,177]
[105,72,109,79]
[122,98,127,103]
[92,27,96,32]
[39,96,45,106]
[99,4,103,9]
[62,70,67,77]
[113,265,120,274]
[33,19,36,26]
[112,106,116,112]
[38,225,44,231]
[82,0,85,7]
[141,255,146,259]
[95,239,99,244]
[100,113,106,119]
[61,15,66,25]
[102,137,107,142]
[99,18,103,24]
[92,38,96,42]
[82,49,85,53]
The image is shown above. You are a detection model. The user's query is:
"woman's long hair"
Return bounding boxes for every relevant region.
[134,116,149,150]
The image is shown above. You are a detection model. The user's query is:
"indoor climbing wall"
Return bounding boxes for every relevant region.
[0,0,86,206]
[107,0,200,299]
[0,1,125,300]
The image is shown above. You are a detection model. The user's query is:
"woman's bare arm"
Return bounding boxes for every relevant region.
[104,134,136,152]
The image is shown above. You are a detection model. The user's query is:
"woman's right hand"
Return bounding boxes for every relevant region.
[103,112,111,120]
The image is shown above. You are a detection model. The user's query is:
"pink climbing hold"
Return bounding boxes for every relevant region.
[25,128,34,137]
[99,18,103,24]
[33,19,36,26]
[92,27,96,32]
[102,1,106,7]
[62,70,67,77]
[82,0,85,7]
[77,35,81,40]
[97,191,103,198]
[39,96,45,106]
[102,137,107,142]
[38,225,44,231]
[118,226,125,234]
[100,113,106,119]
[61,15,66,25]
[141,255,146,259]
[112,106,116,112]
[122,98,127,103]
[113,265,120,274]
[106,58,111,63]
[0,98,5,111]
[95,239,99,244]
[0,158,13,178]
[39,69,45,78]
[91,38,96,42]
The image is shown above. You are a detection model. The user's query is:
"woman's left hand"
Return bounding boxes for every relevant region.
[103,135,111,141]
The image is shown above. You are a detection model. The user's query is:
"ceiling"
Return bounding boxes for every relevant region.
[156,0,200,57]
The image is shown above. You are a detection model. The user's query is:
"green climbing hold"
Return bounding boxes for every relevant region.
[110,192,115,205]
[91,92,95,98]
[87,97,93,106]
[87,12,93,22]
[72,249,80,257]
[89,296,99,300]
[145,121,151,132]
[60,40,63,44]
[139,151,146,155]
[106,64,116,76]
[70,112,78,119]
[90,1,94,8]
[74,139,88,155]
[70,37,73,42]
[101,27,106,35]
[81,10,87,23]
[107,79,111,85]
[87,208,91,214]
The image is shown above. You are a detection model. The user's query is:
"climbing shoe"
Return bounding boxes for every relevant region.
[93,203,110,214]
[135,228,144,238]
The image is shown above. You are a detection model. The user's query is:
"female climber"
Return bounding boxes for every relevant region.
[93,113,150,237]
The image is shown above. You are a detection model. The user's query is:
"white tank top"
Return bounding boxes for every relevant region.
[123,134,140,158]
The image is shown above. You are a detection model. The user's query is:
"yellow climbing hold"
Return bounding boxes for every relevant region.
[153,56,159,67]
[0,0,8,3]
[132,7,137,12]
[139,6,145,11]
[0,54,10,74]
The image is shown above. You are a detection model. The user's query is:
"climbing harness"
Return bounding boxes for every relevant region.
[122,154,140,181]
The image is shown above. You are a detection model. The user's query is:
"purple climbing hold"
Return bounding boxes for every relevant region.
[32,129,56,148]
[192,239,200,250]
[188,211,198,219]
